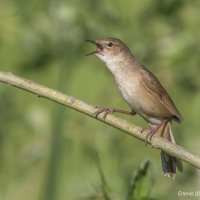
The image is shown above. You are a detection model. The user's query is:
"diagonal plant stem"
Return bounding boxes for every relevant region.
[0,71,200,169]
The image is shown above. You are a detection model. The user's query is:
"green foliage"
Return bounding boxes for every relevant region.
[81,156,153,200]
[126,160,153,200]
[0,0,199,200]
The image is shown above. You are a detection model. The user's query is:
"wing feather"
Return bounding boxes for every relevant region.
[140,66,182,122]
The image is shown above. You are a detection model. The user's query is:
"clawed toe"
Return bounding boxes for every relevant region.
[141,127,159,146]
[140,128,145,134]
[145,129,154,145]
[144,120,169,145]
[93,108,114,120]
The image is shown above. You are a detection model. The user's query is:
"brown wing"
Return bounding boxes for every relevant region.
[140,66,182,122]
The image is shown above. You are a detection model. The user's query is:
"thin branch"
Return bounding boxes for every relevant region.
[0,71,199,169]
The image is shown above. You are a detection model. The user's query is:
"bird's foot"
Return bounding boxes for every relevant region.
[145,127,158,145]
[144,120,169,145]
[93,107,135,120]
[93,108,115,120]
[140,128,154,145]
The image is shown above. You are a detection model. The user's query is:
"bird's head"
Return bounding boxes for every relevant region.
[86,38,132,65]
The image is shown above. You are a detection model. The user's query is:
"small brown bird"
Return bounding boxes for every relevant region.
[86,37,183,178]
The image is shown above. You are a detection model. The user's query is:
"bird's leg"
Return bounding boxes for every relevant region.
[93,107,136,120]
[145,119,169,144]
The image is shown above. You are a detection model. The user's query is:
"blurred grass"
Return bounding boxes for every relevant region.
[0,0,200,199]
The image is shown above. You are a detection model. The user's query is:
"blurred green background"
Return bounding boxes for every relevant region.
[0,0,200,199]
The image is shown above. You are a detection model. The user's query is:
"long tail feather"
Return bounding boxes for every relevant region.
[160,121,183,179]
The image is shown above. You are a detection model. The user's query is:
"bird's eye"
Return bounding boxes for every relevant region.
[107,42,113,47]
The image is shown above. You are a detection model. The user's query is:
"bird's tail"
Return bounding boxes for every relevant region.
[160,121,183,179]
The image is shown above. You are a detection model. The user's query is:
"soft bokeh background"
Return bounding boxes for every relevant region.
[0,0,200,199]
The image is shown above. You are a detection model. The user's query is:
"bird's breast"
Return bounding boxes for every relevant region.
[115,73,141,110]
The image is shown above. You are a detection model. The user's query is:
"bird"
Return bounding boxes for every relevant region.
[86,37,183,178]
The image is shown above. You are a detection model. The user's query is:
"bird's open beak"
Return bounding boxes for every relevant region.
[85,40,103,56]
